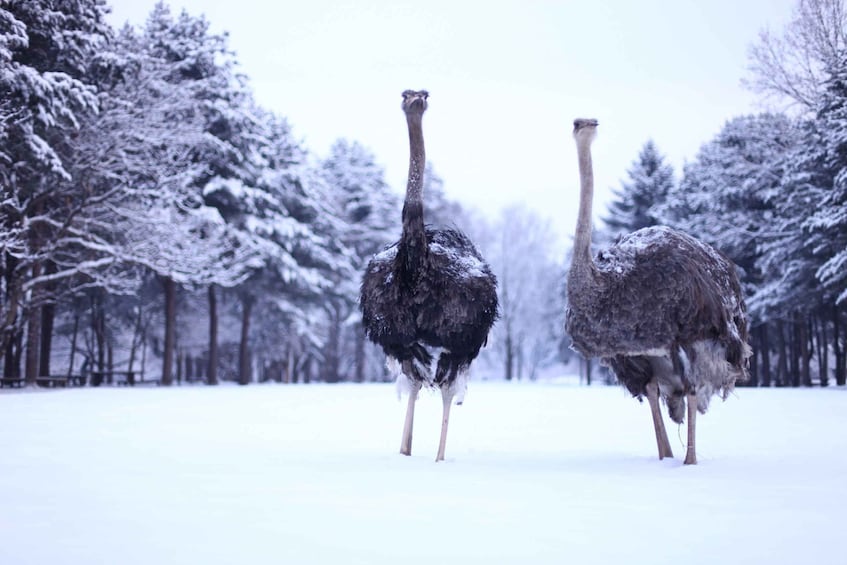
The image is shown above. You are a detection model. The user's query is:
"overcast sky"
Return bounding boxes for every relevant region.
[107,0,797,243]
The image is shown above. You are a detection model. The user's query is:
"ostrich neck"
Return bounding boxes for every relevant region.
[401,112,426,252]
[570,135,598,287]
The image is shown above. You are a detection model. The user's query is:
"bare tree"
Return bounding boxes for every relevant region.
[745,0,847,112]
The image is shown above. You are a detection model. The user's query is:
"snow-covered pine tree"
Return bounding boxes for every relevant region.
[808,56,847,307]
[421,162,470,230]
[0,0,110,382]
[779,56,847,385]
[663,114,800,289]
[321,139,398,382]
[601,140,674,241]
[659,114,802,386]
[209,111,356,384]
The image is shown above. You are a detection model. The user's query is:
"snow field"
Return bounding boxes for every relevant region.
[1,381,845,565]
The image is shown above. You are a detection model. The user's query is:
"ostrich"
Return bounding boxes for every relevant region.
[565,118,751,465]
[360,90,498,462]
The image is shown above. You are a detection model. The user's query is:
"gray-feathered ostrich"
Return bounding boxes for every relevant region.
[360,90,498,462]
[565,119,751,465]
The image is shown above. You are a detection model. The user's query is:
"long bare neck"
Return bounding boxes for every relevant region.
[401,111,427,253]
[572,134,596,272]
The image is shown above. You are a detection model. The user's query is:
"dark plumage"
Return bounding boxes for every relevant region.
[359,90,498,461]
[565,119,751,464]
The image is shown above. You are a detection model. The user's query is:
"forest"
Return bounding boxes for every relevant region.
[1,0,845,388]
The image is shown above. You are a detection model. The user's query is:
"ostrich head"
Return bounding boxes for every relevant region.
[402,90,429,115]
[573,118,598,145]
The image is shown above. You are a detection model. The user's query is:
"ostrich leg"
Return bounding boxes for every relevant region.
[646,378,673,459]
[435,386,455,462]
[684,392,698,465]
[400,372,421,456]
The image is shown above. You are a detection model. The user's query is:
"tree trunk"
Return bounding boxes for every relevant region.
[324,305,341,383]
[107,342,114,383]
[760,324,772,387]
[207,285,219,385]
[24,263,43,385]
[162,276,177,386]
[38,300,54,378]
[516,339,524,381]
[67,311,79,378]
[238,295,253,386]
[814,313,828,387]
[1,252,20,367]
[747,325,759,387]
[285,343,294,384]
[303,356,311,384]
[800,314,811,387]
[92,294,106,377]
[4,330,22,378]
[24,306,40,385]
[776,320,788,387]
[504,328,514,381]
[127,303,144,374]
[37,262,57,377]
[354,322,365,383]
[790,315,801,387]
[834,304,845,386]
[3,331,15,377]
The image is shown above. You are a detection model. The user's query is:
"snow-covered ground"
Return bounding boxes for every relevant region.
[1,380,845,565]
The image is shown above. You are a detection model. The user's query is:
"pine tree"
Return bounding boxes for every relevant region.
[0,0,110,378]
[422,163,469,229]
[601,140,674,241]
[321,139,398,381]
[807,55,847,305]
[663,114,800,289]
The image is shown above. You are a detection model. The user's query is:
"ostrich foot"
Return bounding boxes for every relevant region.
[684,392,697,465]
[400,378,421,456]
[435,387,454,462]
[646,379,673,460]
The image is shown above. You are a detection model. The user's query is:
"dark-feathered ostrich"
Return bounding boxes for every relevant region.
[565,119,751,465]
[360,90,498,462]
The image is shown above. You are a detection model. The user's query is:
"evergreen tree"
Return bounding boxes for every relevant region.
[0,0,110,378]
[661,114,801,315]
[323,139,398,265]
[601,140,674,239]
[321,139,399,381]
[807,55,847,305]
[422,162,469,229]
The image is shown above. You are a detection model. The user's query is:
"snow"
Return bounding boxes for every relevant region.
[1,381,845,565]
[429,241,488,279]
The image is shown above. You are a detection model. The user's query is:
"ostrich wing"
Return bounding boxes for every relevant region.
[568,226,748,365]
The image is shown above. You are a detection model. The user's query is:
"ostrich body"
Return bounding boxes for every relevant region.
[565,119,751,464]
[360,90,498,462]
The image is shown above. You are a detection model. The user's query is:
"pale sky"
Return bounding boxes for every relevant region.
[107,0,796,243]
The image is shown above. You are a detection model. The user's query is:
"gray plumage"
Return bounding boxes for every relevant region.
[567,226,750,415]
[565,118,751,464]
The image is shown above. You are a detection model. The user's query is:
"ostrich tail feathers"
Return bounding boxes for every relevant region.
[666,393,686,424]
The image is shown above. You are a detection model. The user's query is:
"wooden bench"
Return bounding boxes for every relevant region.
[0,377,25,388]
[91,370,158,387]
[36,375,69,388]
[0,375,86,388]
